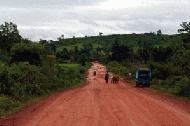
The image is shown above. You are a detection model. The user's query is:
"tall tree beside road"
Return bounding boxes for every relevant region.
[0,22,22,52]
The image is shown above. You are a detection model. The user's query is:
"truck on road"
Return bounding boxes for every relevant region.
[135,68,151,87]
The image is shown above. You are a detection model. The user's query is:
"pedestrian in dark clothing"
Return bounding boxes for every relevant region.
[105,71,109,83]
[93,70,96,76]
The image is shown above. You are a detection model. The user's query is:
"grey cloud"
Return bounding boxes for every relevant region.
[0,0,105,8]
[0,0,190,40]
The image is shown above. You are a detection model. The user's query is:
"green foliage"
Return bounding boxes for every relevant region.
[157,29,162,36]
[0,53,9,63]
[182,33,190,49]
[178,22,190,49]
[0,63,45,99]
[178,22,190,33]
[39,40,57,53]
[44,63,84,90]
[56,42,93,65]
[0,22,22,52]
[0,96,19,117]
[10,43,45,66]
[152,76,190,98]
[56,48,70,61]
[175,77,190,97]
[149,62,172,80]
[111,41,131,62]
[171,50,190,76]
[0,62,85,98]
[56,63,82,80]
[0,62,85,116]
[0,22,89,117]
[11,42,45,56]
[57,33,182,51]
[107,61,129,76]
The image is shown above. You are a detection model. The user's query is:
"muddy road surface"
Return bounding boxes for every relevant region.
[1,63,190,126]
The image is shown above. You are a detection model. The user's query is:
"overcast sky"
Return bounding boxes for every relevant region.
[0,0,190,41]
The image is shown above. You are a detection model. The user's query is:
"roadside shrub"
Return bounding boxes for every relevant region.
[0,53,9,63]
[10,43,45,66]
[173,77,190,97]
[56,63,82,80]
[0,62,45,99]
[0,96,19,116]
[150,62,172,80]
[171,50,190,76]
[0,62,86,116]
[153,76,190,98]
[0,62,85,100]
[107,61,129,76]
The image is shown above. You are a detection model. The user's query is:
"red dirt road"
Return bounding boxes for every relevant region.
[1,63,190,126]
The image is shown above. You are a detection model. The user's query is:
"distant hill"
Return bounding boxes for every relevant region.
[56,33,183,52]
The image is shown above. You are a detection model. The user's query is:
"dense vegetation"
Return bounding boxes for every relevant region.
[54,22,190,99]
[0,22,89,117]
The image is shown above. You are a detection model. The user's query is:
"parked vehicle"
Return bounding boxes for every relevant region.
[135,68,151,87]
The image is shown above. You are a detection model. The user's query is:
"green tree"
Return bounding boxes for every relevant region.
[178,22,190,49]
[178,22,190,33]
[0,62,45,97]
[151,47,173,63]
[0,22,22,52]
[157,29,162,36]
[57,48,70,61]
[111,40,130,62]
[137,47,150,63]
[10,43,45,66]
[73,46,79,62]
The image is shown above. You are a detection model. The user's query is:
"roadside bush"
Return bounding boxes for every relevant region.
[152,76,190,98]
[0,96,19,116]
[0,62,85,99]
[56,63,82,80]
[149,62,172,80]
[0,53,9,63]
[171,50,190,76]
[107,61,129,76]
[173,77,190,97]
[0,62,45,99]
[10,43,45,66]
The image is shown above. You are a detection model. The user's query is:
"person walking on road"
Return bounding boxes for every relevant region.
[105,71,109,84]
[93,70,97,76]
